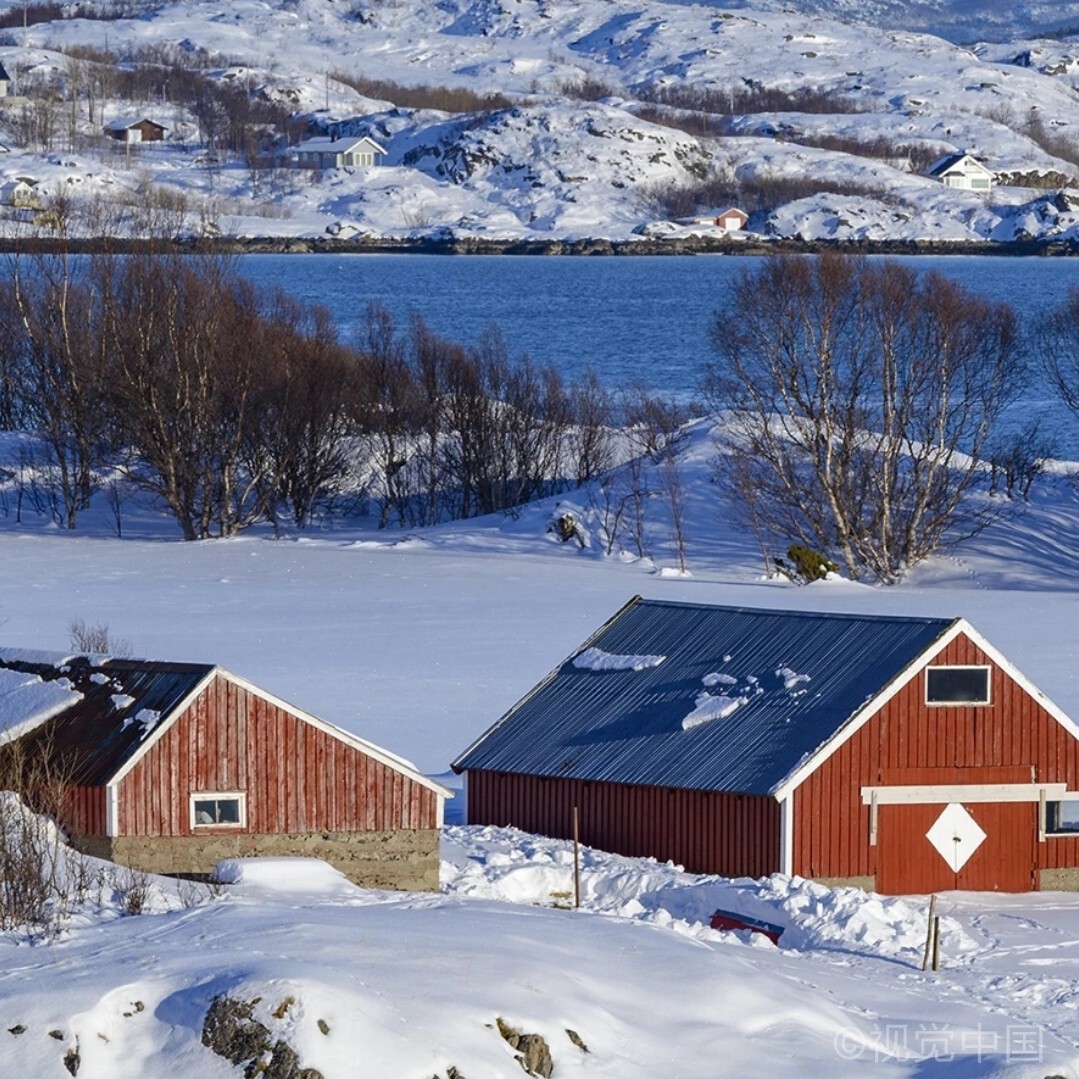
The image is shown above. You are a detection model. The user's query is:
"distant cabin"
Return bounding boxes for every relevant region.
[713,206,748,231]
[104,117,167,144]
[925,152,994,192]
[292,135,387,170]
[0,61,12,98]
[675,207,749,232]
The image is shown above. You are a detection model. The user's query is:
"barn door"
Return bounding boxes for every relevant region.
[877,800,1036,894]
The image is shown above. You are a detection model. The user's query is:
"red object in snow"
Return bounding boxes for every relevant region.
[709,909,784,944]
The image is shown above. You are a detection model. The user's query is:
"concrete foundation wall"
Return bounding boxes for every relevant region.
[1040,868,1079,892]
[73,829,440,891]
[814,875,876,892]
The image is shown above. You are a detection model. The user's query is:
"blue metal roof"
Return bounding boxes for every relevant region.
[453,599,956,796]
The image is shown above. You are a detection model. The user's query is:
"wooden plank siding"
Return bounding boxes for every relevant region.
[468,769,779,878]
[793,632,1079,884]
[115,673,438,837]
[64,786,106,835]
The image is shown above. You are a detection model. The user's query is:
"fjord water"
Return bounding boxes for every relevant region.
[238,252,1079,447]
[239,253,1079,392]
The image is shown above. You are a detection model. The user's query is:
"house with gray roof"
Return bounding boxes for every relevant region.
[454,598,1079,894]
[292,134,387,170]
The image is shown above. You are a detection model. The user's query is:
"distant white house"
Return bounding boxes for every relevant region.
[292,135,387,170]
[0,61,12,98]
[925,152,994,192]
[0,177,41,209]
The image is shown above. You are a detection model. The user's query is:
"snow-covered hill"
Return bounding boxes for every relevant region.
[0,0,1078,243]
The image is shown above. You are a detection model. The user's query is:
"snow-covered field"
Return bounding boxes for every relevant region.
[2,411,1079,1074]
[5,820,1079,1077]
[1,0,1079,242]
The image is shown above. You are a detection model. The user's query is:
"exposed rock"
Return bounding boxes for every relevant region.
[565,1029,588,1053]
[201,994,325,1079]
[7,1025,25,1035]
[63,1041,80,1076]
[316,1018,330,1035]
[496,1018,554,1077]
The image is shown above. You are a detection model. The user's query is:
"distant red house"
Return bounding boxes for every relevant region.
[104,116,167,143]
[454,599,1079,894]
[0,650,449,889]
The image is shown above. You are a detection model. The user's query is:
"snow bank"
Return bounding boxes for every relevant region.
[213,857,362,898]
[441,825,977,963]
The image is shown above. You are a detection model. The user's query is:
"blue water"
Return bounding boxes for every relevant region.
[237,253,1079,450]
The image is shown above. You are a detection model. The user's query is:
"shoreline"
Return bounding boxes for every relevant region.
[1,234,1077,256]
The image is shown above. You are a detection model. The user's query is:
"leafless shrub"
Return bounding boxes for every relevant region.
[989,421,1057,501]
[108,865,153,916]
[648,168,888,219]
[68,618,131,657]
[639,82,873,117]
[329,70,515,113]
[0,739,78,940]
[1024,110,1079,172]
[784,133,940,173]
[176,875,227,908]
[558,74,619,101]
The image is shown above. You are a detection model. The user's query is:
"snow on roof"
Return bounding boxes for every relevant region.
[0,667,83,745]
[572,647,666,672]
[104,116,166,131]
[926,152,993,177]
[292,135,387,155]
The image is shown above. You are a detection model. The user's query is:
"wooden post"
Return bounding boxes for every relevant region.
[931,914,941,972]
[921,895,937,971]
[573,805,581,910]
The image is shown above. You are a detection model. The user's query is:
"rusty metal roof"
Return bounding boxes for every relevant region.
[452,598,956,796]
[0,651,211,786]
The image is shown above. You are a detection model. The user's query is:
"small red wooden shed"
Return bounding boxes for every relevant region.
[0,650,449,890]
[453,599,1079,894]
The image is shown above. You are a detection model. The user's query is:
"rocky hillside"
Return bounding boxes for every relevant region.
[0,0,1078,244]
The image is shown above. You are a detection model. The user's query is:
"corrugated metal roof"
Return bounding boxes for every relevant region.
[453,599,956,796]
[0,652,212,786]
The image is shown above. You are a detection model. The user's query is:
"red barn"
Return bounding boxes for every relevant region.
[453,598,1079,894]
[0,650,449,890]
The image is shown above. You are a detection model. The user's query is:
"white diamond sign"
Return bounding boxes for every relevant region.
[926,803,987,873]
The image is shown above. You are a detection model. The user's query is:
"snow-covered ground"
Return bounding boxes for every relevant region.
[1,410,1079,1072]
[4,819,1079,1077]
[0,0,1078,242]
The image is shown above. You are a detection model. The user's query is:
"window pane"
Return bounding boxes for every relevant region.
[1054,802,1079,832]
[193,797,241,825]
[927,668,989,703]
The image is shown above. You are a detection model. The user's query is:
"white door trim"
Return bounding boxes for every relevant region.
[862,782,1066,805]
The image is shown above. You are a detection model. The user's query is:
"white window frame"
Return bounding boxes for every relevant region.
[1045,796,1079,838]
[190,791,247,829]
[925,665,991,706]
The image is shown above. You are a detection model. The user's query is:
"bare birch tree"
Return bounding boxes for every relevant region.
[705,254,1025,582]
